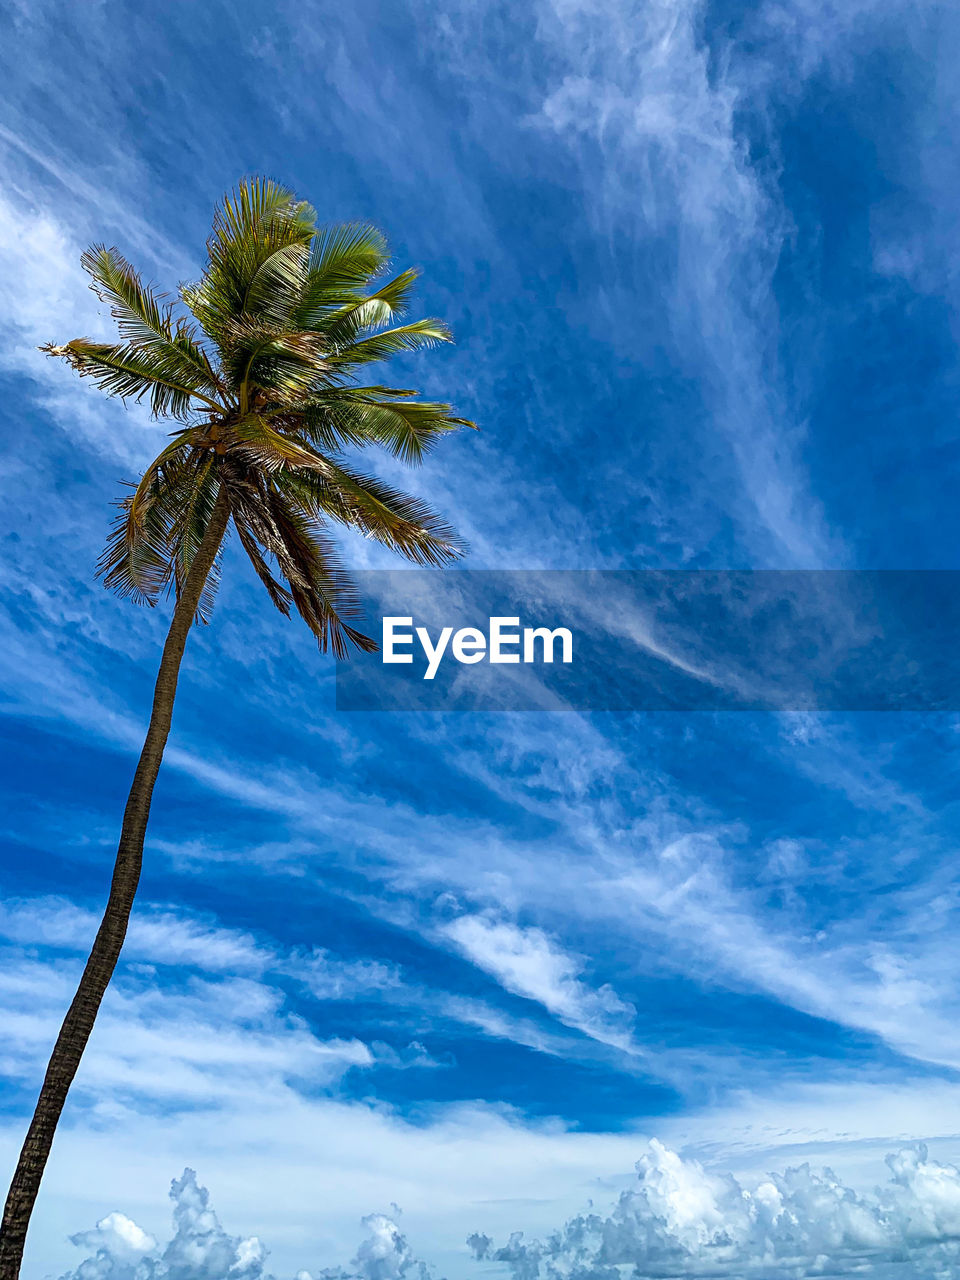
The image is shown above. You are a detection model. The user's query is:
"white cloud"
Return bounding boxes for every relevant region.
[0,897,395,1118]
[295,950,403,1002]
[9,1067,960,1279]
[9,675,957,1086]
[0,956,373,1110]
[0,183,166,466]
[529,0,844,567]
[320,1213,430,1280]
[0,897,270,975]
[61,1169,267,1280]
[474,1138,960,1278]
[69,1211,158,1265]
[441,914,636,1051]
[58,1177,433,1280]
[66,714,960,1081]
[54,1140,960,1280]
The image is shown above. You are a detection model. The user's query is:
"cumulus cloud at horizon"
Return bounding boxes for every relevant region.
[57,1141,960,1280]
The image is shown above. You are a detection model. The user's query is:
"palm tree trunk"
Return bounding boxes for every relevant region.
[0,491,232,1280]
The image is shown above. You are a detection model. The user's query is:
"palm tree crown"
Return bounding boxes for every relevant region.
[44,177,473,654]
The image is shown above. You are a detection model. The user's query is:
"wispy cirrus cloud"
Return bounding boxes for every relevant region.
[527,0,842,568]
[0,183,167,466]
[441,914,637,1052]
[0,896,269,974]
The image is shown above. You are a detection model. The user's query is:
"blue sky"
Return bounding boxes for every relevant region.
[4,0,960,1276]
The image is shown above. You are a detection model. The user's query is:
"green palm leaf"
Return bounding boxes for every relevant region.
[292,222,390,327]
[299,389,475,462]
[182,178,316,343]
[81,245,224,399]
[42,340,224,419]
[277,461,465,566]
[318,268,420,346]
[328,318,453,368]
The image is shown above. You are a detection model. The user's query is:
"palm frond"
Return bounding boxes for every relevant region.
[276,458,465,565]
[297,389,475,463]
[169,456,223,621]
[292,223,390,327]
[314,268,420,346]
[99,444,223,619]
[228,474,375,656]
[99,444,188,605]
[226,418,463,560]
[99,488,175,606]
[231,513,294,616]
[42,340,224,419]
[327,318,453,369]
[182,177,316,342]
[229,413,323,471]
[81,245,224,400]
[126,433,196,528]
[242,241,311,324]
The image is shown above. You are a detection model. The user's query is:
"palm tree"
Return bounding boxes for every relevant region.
[0,177,473,1278]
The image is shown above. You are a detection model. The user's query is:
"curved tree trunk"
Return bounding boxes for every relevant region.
[0,492,232,1280]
